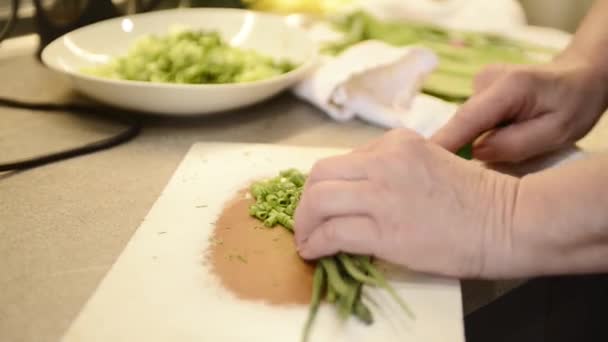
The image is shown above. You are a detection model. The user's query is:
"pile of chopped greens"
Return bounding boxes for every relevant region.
[249,169,414,342]
[83,30,297,84]
[323,11,557,102]
[248,149,472,341]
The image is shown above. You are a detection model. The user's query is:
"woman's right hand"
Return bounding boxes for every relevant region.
[432,55,608,163]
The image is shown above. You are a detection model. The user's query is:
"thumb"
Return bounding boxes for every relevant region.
[297,216,377,260]
[472,64,510,94]
[473,115,564,163]
[431,72,528,152]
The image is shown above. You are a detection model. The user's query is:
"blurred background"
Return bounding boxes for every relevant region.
[0,0,597,39]
[518,0,595,32]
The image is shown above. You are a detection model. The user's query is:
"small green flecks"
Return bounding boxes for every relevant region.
[227,254,248,264]
[209,236,224,246]
[237,255,248,263]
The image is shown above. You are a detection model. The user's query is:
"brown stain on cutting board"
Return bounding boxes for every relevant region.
[208,190,314,306]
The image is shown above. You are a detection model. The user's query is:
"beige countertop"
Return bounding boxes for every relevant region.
[1,37,607,342]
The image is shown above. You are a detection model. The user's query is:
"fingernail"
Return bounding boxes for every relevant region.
[297,244,313,260]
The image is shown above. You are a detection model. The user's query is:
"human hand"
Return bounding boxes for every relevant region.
[432,56,608,163]
[294,129,520,278]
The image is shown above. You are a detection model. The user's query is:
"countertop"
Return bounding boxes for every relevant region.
[1,36,607,342]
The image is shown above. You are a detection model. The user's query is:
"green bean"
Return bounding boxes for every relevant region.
[254,210,269,220]
[337,276,359,320]
[326,281,337,303]
[265,194,279,207]
[302,264,325,342]
[319,258,351,297]
[263,213,278,227]
[338,253,379,286]
[276,213,294,231]
[354,298,374,325]
[359,258,415,319]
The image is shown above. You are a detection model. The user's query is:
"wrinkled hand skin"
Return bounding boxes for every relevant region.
[294,129,520,278]
[432,56,608,163]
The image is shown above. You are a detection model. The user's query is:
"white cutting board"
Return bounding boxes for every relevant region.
[61,143,464,342]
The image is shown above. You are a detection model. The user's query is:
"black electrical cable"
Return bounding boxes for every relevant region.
[0,0,156,172]
[0,0,19,44]
[0,97,142,172]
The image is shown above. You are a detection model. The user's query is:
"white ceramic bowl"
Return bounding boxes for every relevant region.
[41,8,317,115]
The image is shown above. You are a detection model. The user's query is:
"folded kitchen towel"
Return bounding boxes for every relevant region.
[293,40,457,137]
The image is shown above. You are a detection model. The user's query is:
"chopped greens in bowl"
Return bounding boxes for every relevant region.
[82,30,298,85]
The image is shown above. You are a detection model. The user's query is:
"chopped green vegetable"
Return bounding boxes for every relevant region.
[248,169,415,341]
[83,29,297,84]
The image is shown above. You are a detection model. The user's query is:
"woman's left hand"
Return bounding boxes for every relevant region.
[294,128,520,278]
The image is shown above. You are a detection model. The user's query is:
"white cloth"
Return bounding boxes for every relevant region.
[293,40,456,137]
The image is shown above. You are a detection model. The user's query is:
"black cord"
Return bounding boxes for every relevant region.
[0,0,19,44]
[0,97,142,172]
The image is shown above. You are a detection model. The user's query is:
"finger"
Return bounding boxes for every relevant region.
[473,64,509,94]
[431,74,529,152]
[305,153,369,187]
[473,116,565,162]
[294,180,375,244]
[297,216,378,260]
[355,136,382,153]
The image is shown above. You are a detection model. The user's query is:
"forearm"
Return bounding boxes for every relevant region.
[559,0,608,80]
[511,154,608,277]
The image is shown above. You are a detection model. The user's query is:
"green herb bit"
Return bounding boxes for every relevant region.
[236,255,248,264]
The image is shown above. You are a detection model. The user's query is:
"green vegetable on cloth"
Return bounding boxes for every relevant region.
[323,11,557,102]
[82,29,297,84]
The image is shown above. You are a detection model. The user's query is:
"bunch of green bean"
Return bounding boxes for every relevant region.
[249,169,414,342]
[323,11,556,102]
